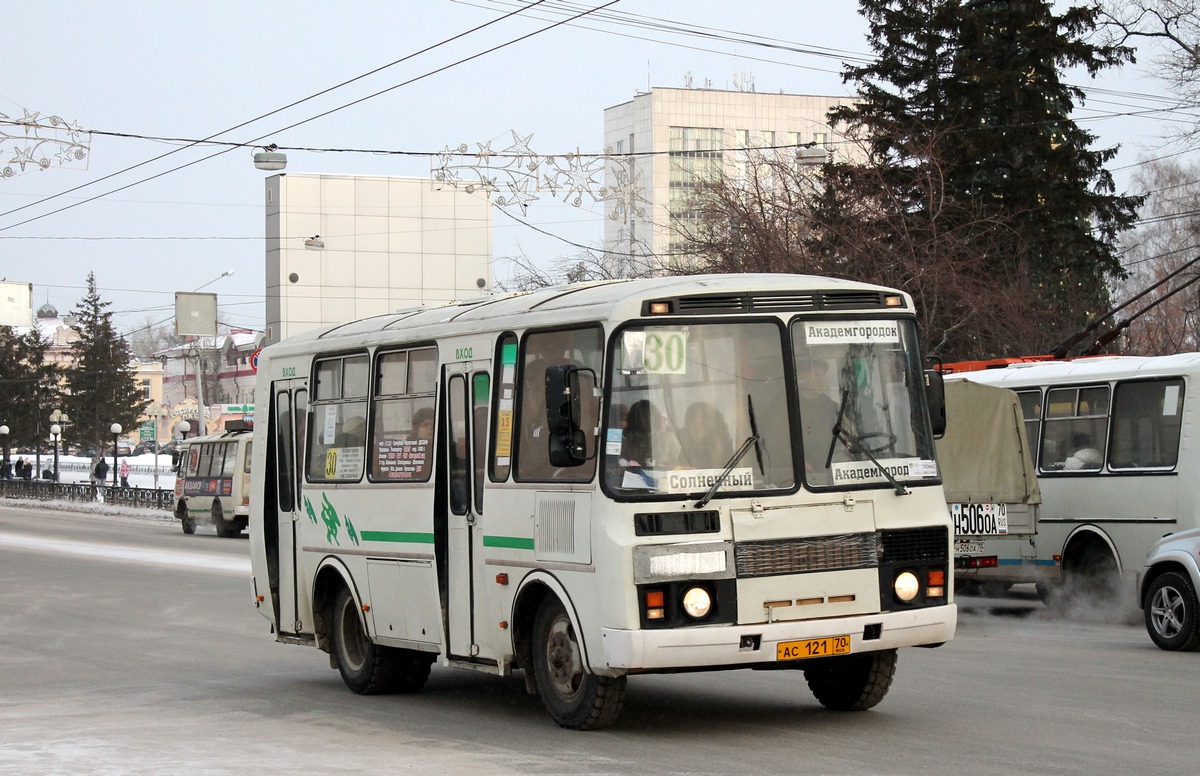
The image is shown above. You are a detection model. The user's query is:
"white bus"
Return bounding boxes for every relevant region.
[945,354,1200,602]
[247,274,957,730]
[174,427,253,537]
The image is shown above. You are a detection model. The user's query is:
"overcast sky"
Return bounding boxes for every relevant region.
[0,1,1181,336]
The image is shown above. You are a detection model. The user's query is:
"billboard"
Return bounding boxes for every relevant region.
[175,292,218,336]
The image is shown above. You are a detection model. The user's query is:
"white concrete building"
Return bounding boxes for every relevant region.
[264,174,493,343]
[602,87,854,263]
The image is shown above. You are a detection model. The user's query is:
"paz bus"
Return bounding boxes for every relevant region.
[944,354,1200,602]
[247,274,957,730]
[173,424,253,537]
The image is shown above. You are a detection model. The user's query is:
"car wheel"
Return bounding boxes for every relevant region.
[531,597,626,730]
[804,649,897,711]
[1144,571,1200,651]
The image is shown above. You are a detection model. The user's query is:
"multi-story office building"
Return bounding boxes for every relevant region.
[265,173,493,343]
[602,86,853,264]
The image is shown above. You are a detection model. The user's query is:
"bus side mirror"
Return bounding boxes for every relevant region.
[171,450,181,471]
[924,369,947,438]
[545,364,590,467]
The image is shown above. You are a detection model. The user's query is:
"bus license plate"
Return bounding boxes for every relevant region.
[777,635,852,661]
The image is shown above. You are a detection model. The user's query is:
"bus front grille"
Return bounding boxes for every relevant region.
[734,533,880,578]
[879,526,948,563]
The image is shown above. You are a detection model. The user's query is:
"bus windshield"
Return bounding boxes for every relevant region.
[792,319,937,489]
[605,321,795,497]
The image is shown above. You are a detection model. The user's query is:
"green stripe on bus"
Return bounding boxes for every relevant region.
[483,535,534,550]
[359,531,436,544]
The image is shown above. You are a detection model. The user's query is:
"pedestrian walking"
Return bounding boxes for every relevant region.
[119,458,130,488]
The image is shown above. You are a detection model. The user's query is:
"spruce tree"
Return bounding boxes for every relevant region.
[64,273,148,450]
[0,325,61,452]
[830,0,1142,357]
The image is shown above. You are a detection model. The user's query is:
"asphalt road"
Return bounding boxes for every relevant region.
[1,501,1195,775]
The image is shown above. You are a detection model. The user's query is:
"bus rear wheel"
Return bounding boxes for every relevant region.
[330,587,432,694]
[803,648,897,711]
[212,501,232,538]
[531,597,626,730]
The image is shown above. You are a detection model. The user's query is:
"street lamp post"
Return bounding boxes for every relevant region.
[0,424,9,480]
[50,424,61,482]
[110,423,122,487]
[49,409,70,483]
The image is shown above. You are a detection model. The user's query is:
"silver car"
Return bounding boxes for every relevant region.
[1137,527,1200,651]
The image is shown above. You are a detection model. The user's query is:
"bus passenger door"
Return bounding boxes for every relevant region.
[268,381,307,635]
[445,366,490,659]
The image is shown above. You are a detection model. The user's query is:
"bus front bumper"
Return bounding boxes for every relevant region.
[601,604,956,671]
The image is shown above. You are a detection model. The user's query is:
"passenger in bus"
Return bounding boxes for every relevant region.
[620,399,679,468]
[797,358,842,466]
[1063,432,1103,470]
[411,407,435,441]
[676,401,733,469]
[335,415,366,448]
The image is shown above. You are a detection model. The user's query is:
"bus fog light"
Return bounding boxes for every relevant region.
[894,571,920,602]
[681,587,712,619]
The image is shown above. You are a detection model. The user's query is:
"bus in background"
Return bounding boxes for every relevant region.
[174,420,253,537]
[248,274,956,730]
[943,354,1198,604]
[936,380,1041,596]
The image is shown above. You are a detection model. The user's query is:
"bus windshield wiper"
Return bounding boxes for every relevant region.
[695,433,759,509]
[696,400,758,510]
[824,389,908,496]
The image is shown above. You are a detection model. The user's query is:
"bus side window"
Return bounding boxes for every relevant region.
[1110,378,1184,470]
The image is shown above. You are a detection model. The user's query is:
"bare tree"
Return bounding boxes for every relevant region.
[671,138,1047,362]
[1112,156,1200,353]
[1095,1,1200,142]
[494,245,664,292]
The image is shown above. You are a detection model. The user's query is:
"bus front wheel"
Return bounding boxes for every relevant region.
[803,648,897,711]
[177,506,196,535]
[531,597,626,730]
[330,587,432,695]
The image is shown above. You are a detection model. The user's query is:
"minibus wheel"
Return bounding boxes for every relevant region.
[531,597,626,730]
[330,586,432,694]
[803,648,897,711]
[212,500,231,538]
[177,505,195,535]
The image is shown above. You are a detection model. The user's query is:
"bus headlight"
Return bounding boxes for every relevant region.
[681,586,712,619]
[894,571,920,602]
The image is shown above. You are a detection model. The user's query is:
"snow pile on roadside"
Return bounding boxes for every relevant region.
[2,495,177,526]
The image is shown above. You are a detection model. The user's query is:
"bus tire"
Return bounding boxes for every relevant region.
[213,501,231,538]
[803,648,897,711]
[531,597,626,730]
[178,505,196,535]
[331,586,395,695]
[1071,546,1120,603]
[1144,571,1200,652]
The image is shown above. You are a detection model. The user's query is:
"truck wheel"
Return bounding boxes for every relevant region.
[531,597,625,730]
[804,648,897,711]
[1145,571,1200,651]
